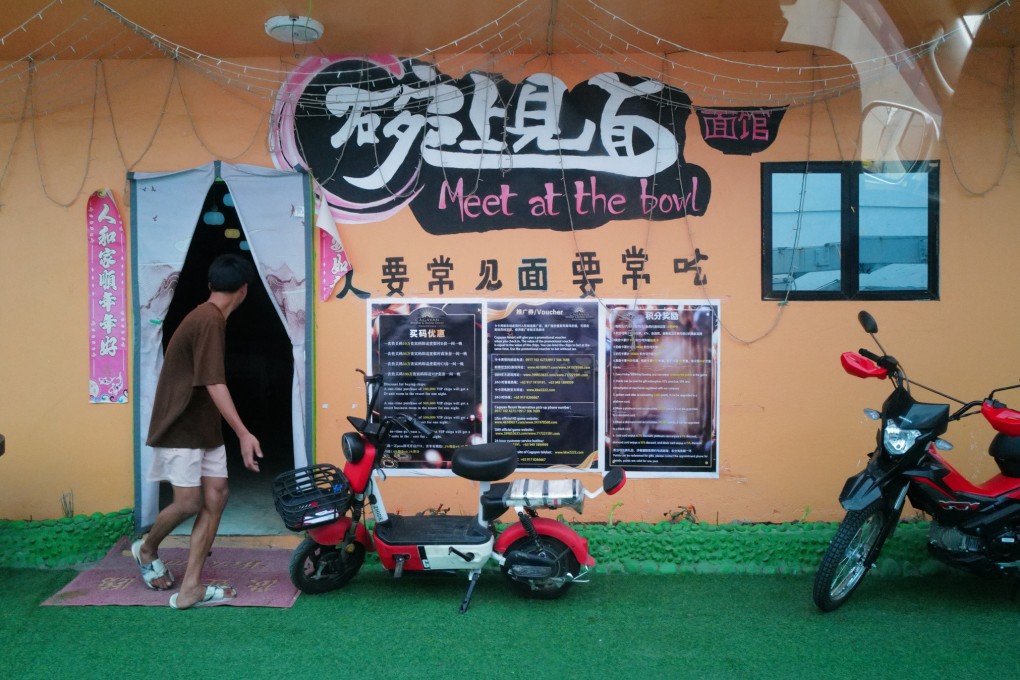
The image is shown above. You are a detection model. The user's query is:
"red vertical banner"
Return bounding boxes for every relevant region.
[316,192,352,300]
[87,189,129,403]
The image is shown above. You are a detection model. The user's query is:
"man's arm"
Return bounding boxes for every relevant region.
[207,383,263,472]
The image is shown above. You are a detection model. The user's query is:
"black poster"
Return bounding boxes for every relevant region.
[606,303,719,475]
[371,302,483,469]
[487,301,599,469]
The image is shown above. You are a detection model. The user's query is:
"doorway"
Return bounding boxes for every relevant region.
[158,179,293,535]
[131,161,313,534]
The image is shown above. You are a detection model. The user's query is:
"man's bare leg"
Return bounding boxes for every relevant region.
[138,485,202,590]
[172,476,236,608]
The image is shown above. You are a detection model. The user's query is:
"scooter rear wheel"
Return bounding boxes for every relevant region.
[812,503,890,612]
[289,537,365,594]
[502,536,580,600]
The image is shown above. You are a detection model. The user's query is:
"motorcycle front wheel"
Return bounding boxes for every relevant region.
[501,536,581,600]
[812,503,891,612]
[289,537,365,594]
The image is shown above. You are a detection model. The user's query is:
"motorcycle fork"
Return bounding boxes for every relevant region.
[867,485,909,568]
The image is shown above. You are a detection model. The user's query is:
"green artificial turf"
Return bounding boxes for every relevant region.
[3,565,1019,679]
[0,511,944,576]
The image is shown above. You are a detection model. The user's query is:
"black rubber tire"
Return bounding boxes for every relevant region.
[501,536,581,600]
[812,503,890,612]
[289,537,365,594]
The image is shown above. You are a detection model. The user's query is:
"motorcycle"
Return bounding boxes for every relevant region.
[813,311,1020,612]
[272,370,626,613]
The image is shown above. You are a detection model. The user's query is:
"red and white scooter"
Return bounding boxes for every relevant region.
[272,371,626,612]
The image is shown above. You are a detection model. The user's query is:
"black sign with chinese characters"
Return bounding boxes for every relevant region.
[487,301,600,469]
[371,302,483,468]
[606,303,719,475]
[271,57,760,234]
[695,106,787,156]
[367,299,720,476]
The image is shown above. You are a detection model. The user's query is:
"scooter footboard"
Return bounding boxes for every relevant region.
[494,517,595,567]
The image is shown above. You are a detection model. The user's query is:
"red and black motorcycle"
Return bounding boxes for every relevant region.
[272,370,626,613]
[813,311,1020,612]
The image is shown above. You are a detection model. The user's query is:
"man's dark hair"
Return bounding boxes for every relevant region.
[208,254,255,292]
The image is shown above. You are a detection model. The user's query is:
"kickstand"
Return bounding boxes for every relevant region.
[459,571,480,614]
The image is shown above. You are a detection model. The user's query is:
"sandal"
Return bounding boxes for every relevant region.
[169,584,236,609]
[131,539,174,591]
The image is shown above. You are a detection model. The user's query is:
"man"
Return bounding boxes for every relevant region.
[132,253,263,609]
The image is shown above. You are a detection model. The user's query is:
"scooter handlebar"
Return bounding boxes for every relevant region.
[394,414,434,438]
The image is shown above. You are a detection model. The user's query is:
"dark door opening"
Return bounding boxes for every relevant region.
[158,179,293,534]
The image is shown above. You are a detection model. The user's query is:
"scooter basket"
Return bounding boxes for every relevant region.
[271,464,352,531]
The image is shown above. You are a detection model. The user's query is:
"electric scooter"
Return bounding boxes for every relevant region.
[272,370,626,612]
[812,311,1020,612]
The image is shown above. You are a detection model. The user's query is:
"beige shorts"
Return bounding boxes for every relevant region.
[147,446,228,487]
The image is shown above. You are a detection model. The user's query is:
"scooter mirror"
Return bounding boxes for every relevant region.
[858,311,879,334]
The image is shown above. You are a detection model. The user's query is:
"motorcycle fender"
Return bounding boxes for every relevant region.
[307,518,373,550]
[494,517,595,567]
[838,469,884,512]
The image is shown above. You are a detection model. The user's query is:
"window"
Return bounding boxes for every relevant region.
[762,161,939,300]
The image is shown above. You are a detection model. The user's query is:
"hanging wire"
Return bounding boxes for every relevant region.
[175,63,267,161]
[100,58,175,172]
[0,0,1016,214]
[942,45,1016,196]
[29,59,100,207]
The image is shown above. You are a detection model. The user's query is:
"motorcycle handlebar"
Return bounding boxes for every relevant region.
[859,348,882,363]
[859,348,900,374]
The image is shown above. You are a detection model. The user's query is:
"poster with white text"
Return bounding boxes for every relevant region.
[487,300,600,470]
[606,302,720,477]
[370,301,483,471]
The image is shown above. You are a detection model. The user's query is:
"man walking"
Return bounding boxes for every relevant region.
[132,253,263,608]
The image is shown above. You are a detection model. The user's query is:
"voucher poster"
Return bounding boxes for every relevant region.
[370,301,483,471]
[606,302,720,476]
[487,301,600,470]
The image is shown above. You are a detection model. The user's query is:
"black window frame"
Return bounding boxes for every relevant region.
[761,160,939,301]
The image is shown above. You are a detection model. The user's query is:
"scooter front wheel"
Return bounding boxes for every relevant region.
[289,537,365,594]
[812,503,890,612]
[501,536,581,600]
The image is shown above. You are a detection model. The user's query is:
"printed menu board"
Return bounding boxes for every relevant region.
[606,303,719,475]
[367,299,719,477]
[487,301,599,469]
[371,302,483,469]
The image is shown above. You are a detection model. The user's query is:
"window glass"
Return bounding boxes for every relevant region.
[761,161,937,301]
[858,171,929,291]
[770,172,841,292]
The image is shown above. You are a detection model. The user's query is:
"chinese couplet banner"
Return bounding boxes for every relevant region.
[87,189,128,403]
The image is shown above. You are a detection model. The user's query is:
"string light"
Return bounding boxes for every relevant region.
[0,0,1013,210]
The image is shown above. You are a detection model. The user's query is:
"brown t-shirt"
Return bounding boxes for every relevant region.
[146,302,227,448]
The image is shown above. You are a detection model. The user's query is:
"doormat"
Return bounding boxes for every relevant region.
[42,537,300,608]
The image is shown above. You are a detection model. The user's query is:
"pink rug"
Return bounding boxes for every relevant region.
[42,537,300,608]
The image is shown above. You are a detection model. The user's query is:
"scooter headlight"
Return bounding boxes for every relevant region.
[883,423,921,455]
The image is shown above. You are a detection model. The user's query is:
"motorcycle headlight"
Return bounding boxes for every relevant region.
[883,423,921,455]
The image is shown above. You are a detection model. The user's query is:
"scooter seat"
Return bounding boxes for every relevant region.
[452,443,518,481]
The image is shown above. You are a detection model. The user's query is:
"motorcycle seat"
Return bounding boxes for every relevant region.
[452,443,518,482]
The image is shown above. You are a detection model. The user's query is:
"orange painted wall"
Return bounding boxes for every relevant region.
[1,49,1018,524]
